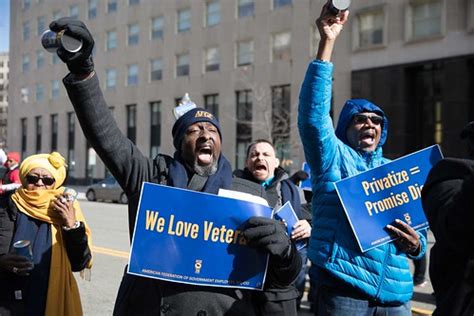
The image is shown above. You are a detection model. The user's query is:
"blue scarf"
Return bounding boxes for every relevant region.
[167,153,233,194]
[9,210,51,315]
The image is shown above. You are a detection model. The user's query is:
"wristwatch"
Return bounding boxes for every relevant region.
[63,221,81,231]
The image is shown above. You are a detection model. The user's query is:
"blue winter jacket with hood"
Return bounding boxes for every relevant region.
[298,60,426,304]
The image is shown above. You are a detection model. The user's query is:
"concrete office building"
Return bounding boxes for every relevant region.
[9,0,347,183]
[349,0,474,158]
[0,52,8,148]
[8,0,474,183]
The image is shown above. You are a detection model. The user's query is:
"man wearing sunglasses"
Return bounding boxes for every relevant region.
[297,2,426,315]
[0,152,22,196]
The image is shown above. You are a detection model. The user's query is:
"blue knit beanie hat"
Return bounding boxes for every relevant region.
[171,107,222,150]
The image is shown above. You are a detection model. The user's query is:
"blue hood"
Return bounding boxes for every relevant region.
[334,98,388,149]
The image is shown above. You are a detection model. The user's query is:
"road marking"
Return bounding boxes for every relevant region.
[92,246,129,259]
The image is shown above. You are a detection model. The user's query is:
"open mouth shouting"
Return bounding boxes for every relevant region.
[250,161,270,181]
[360,129,376,147]
[196,142,215,165]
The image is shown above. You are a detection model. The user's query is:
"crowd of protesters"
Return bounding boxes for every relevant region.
[1,0,472,315]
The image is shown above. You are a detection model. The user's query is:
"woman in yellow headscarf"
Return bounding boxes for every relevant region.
[0,152,92,316]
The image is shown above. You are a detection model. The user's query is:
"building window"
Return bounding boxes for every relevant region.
[151,16,164,40]
[22,55,30,73]
[206,1,220,27]
[237,40,254,66]
[21,87,29,103]
[150,59,162,81]
[236,90,252,169]
[150,101,161,158]
[177,8,191,33]
[469,0,474,31]
[272,31,291,61]
[204,47,220,72]
[204,94,219,118]
[129,0,139,5]
[21,118,27,158]
[126,104,137,144]
[88,0,97,19]
[69,5,79,19]
[36,84,44,102]
[128,23,140,46]
[51,80,60,99]
[51,114,58,151]
[35,116,42,153]
[85,142,96,180]
[271,85,291,161]
[407,0,442,40]
[355,9,385,49]
[23,21,30,41]
[52,10,61,20]
[127,64,138,86]
[106,30,117,50]
[238,0,254,18]
[176,53,190,77]
[52,54,60,65]
[273,0,292,9]
[37,16,46,36]
[36,50,45,69]
[107,0,117,13]
[23,0,31,10]
[106,68,117,89]
[67,112,75,176]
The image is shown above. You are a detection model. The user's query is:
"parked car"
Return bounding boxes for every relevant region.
[85,176,128,204]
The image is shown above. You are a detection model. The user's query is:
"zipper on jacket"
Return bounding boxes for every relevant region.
[374,245,390,300]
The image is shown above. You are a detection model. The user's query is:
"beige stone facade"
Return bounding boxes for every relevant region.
[7,0,474,182]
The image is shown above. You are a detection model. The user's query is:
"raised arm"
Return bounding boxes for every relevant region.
[50,18,154,198]
[297,3,349,179]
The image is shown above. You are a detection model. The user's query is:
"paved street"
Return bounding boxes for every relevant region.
[75,198,436,315]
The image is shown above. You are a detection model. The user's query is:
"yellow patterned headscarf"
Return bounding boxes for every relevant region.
[19,152,67,189]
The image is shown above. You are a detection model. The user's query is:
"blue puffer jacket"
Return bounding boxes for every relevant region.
[297,60,426,304]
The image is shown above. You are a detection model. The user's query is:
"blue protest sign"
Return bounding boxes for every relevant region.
[334,145,443,252]
[274,201,307,250]
[300,162,312,191]
[128,182,273,290]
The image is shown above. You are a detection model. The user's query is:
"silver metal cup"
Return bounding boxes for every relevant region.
[328,0,351,15]
[13,240,33,262]
[63,187,78,202]
[41,29,83,53]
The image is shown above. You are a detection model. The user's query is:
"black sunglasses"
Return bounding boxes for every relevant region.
[353,114,383,126]
[25,175,56,186]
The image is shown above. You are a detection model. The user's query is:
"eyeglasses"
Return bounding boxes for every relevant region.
[353,114,383,126]
[25,175,56,186]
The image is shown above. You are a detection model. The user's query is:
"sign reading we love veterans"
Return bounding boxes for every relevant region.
[128,182,273,290]
[334,145,443,252]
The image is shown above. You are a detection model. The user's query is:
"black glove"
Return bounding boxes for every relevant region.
[242,217,291,260]
[49,18,95,75]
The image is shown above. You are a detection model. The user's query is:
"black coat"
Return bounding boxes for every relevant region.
[422,158,474,316]
[0,194,91,314]
[64,73,301,316]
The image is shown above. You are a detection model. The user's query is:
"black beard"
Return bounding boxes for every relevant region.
[193,159,218,176]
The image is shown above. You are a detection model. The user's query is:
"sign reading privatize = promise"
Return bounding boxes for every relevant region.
[334,145,443,252]
[128,182,273,290]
